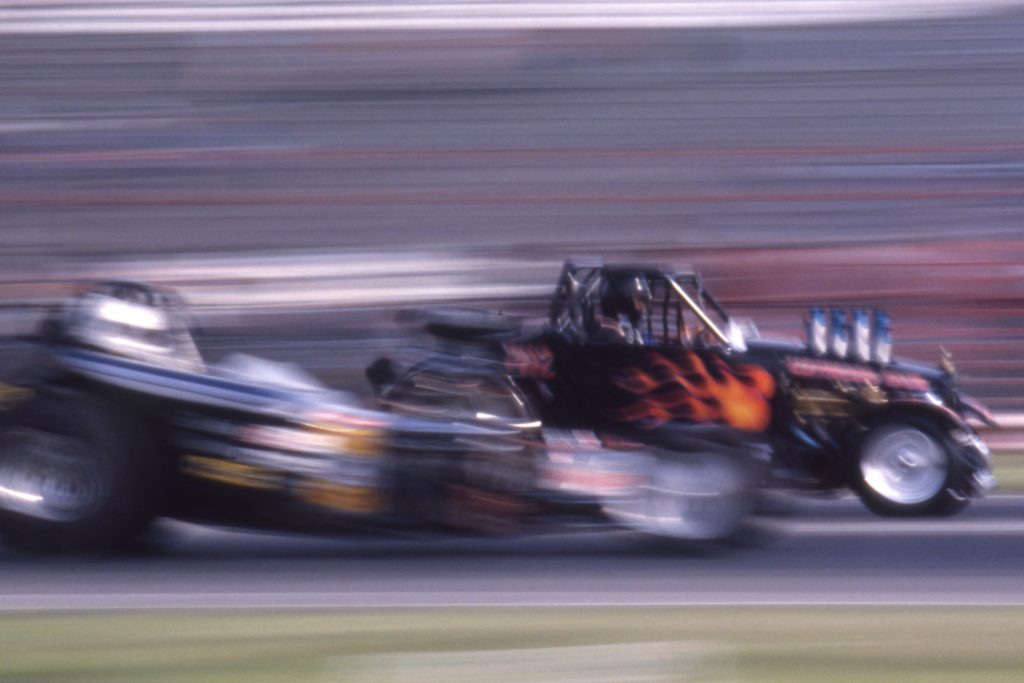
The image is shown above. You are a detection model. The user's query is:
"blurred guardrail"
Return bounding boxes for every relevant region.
[1,238,1021,414]
[0,0,1017,33]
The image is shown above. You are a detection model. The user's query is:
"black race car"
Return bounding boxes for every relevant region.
[0,280,759,553]
[370,258,996,517]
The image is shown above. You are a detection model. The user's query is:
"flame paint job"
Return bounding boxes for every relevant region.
[612,351,776,432]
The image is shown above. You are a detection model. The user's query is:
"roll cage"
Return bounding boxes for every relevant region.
[547,259,733,348]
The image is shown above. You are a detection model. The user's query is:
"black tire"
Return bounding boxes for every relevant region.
[605,450,757,542]
[853,418,966,517]
[0,388,163,553]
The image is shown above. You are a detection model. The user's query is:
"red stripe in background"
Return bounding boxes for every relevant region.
[3,186,1024,207]
[2,142,1022,164]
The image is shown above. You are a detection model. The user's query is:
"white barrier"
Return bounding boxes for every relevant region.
[0,0,1018,33]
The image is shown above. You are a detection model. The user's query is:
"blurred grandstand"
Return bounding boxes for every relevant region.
[1,0,1022,427]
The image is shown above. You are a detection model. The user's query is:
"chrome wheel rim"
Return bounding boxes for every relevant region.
[861,426,947,506]
[0,428,105,522]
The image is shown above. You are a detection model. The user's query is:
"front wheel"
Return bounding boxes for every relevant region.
[854,420,966,517]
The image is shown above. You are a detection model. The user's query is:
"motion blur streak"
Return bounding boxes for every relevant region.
[0,0,1019,428]
[6,186,1024,207]
[0,8,1022,435]
[1,1,1018,33]
[2,4,1024,681]
[3,143,1024,164]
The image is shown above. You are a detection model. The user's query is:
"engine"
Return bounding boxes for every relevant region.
[806,306,891,364]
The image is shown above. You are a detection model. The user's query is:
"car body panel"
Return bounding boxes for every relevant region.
[382,258,994,508]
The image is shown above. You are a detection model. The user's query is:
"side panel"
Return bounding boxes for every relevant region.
[531,341,776,433]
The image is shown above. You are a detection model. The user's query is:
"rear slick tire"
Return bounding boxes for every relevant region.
[0,388,162,554]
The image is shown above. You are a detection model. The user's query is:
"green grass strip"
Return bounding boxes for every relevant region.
[993,451,1024,491]
[1,606,1022,682]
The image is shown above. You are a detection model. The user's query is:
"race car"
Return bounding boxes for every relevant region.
[0,280,758,553]
[369,258,996,517]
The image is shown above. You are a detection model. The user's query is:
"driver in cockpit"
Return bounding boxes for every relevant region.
[595,274,652,345]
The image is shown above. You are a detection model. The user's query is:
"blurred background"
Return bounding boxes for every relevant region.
[1,1,1024,680]
[3,1,1024,416]
[3,0,1023,421]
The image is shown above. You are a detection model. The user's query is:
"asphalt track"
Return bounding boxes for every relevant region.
[2,494,1023,611]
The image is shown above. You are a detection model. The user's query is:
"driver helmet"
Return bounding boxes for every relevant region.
[600,273,652,326]
[54,281,203,370]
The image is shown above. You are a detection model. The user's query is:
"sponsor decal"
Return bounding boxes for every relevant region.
[504,343,554,379]
[236,423,382,457]
[236,424,340,453]
[296,479,382,514]
[181,454,282,490]
[0,384,33,411]
[785,357,877,383]
[879,371,932,392]
[785,356,931,392]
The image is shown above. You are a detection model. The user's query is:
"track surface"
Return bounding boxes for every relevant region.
[2,495,1023,610]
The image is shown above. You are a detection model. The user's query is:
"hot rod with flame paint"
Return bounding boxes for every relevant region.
[369,259,996,518]
[0,280,759,553]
